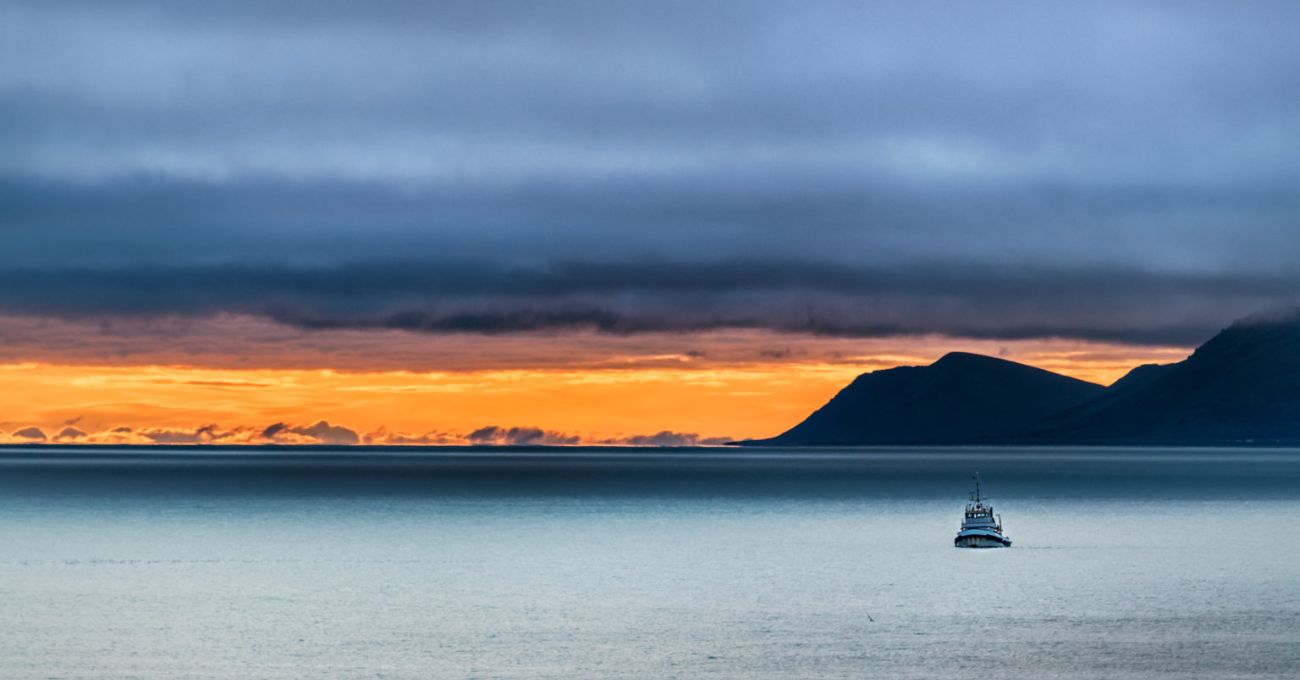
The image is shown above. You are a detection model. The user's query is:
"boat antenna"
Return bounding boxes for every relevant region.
[973,469,981,504]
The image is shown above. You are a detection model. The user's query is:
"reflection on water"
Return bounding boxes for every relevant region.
[0,447,1297,679]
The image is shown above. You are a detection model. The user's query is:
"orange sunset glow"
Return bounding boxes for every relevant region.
[0,319,1191,445]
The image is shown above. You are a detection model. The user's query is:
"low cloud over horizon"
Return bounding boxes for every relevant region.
[0,421,734,448]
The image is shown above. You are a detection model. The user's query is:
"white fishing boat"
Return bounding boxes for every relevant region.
[954,471,1011,548]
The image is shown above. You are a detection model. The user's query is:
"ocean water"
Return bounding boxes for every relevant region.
[0,447,1297,679]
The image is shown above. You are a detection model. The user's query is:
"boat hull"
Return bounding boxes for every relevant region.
[953,531,1012,548]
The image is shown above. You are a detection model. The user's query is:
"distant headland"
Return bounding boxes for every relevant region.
[743,309,1300,446]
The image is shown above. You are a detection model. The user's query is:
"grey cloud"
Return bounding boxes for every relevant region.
[0,260,1296,344]
[5,420,741,447]
[293,421,360,446]
[260,423,288,439]
[362,428,458,446]
[1,158,1296,273]
[263,421,360,445]
[612,431,729,447]
[143,428,208,444]
[466,426,580,446]
[55,426,86,441]
[137,423,240,444]
[2,2,1299,345]
[12,426,47,440]
[6,3,1296,187]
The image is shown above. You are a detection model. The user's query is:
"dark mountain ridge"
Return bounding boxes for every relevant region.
[753,351,1104,446]
[746,309,1300,446]
[1034,311,1300,444]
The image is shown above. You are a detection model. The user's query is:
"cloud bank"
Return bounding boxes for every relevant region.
[0,261,1294,346]
[0,422,732,447]
[2,2,1299,349]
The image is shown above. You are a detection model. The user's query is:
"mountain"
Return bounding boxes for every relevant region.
[1031,362,1178,427]
[750,352,1105,445]
[748,309,1300,447]
[1037,311,1300,444]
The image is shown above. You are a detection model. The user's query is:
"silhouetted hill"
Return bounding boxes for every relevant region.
[749,352,1104,445]
[1038,310,1300,444]
[1032,362,1178,428]
[747,308,1300,447]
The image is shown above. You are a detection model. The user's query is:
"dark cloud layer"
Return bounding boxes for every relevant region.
[2,2,1299,347]
[0,260,1295,344]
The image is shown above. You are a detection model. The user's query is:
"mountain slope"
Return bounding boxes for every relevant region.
[1039,311,1300,444]
[1032,362,1178,428]
[752,352,1105,445]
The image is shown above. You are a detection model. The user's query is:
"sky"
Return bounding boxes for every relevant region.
[1,1,1298,444]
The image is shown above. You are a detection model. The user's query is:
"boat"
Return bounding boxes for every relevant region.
[953,471,1012,548]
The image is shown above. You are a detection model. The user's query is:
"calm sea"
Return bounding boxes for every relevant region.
[0,447,1297,679]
